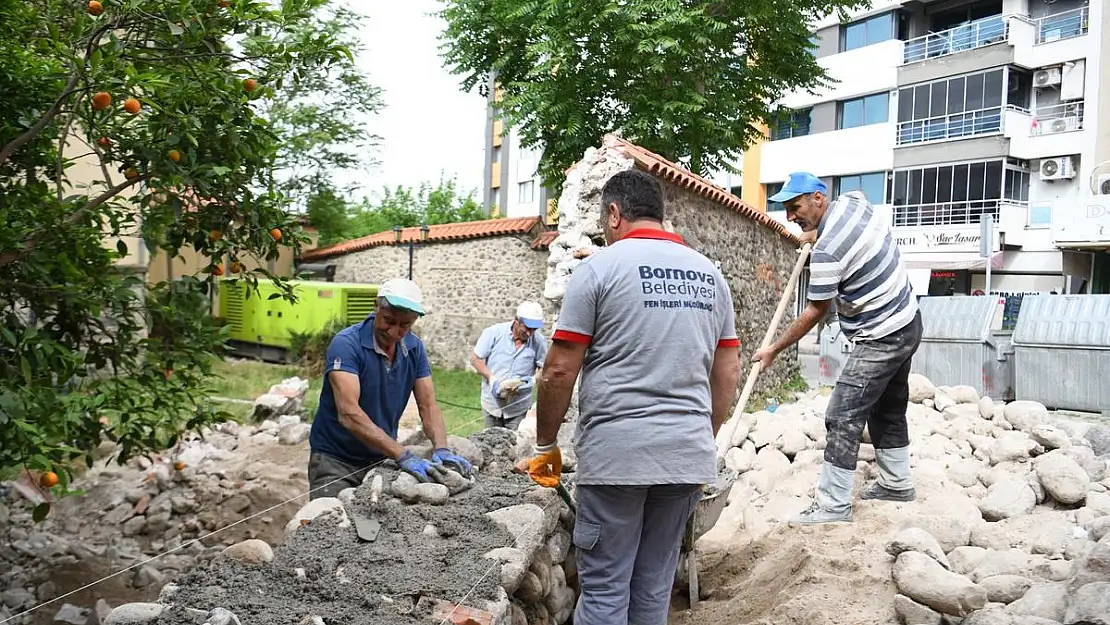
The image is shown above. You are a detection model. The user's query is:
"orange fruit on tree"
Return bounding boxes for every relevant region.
[88,0,103,15]
[229,261,244,274]
[40,471,59,488]
[97,136,111,147]
[269,228,282,241]
[173,461,186,471]
[242,78,257,92]
[124,168,139,179]
[91,91,111,110]
[167,149,181,162]
[123,97,141,114]
[209,229,222,241]
[211,264,225,276]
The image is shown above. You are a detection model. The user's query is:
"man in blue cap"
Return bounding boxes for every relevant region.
[752,172,922,525]
[469,300,549,431]
[307,277,473,499]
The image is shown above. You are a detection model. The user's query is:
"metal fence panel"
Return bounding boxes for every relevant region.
[1012,295,1110,412]
[912,296,1014,400]
[917,296,995,342]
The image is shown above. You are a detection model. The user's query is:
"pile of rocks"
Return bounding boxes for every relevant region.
[0,415,313,624]
[100,428,578,625]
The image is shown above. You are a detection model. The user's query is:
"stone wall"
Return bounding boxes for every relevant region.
[543,135,803,396]
[331,235,555,370]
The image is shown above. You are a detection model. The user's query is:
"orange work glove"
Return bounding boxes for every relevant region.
[527,443,562,488]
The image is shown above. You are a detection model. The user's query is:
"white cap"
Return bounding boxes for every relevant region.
[515,301,544,329]
[379,278,425,315]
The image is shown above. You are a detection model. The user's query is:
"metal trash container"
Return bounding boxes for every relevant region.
[912,296,1015,401]
[818,320,853,387]
[1012,294,1110,412]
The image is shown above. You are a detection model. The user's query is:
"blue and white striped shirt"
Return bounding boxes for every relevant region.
[808,191,918,342]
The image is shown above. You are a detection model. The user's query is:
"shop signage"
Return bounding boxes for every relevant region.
[1051,196,1110,245]
[893,226,997,254]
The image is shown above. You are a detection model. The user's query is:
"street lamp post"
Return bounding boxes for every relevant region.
[393,223,430,280]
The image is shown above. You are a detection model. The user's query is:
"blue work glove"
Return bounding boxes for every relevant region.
[432,447,473,478]
[398,450,435,483]
[490,378,502,397]
[518,375,535,392]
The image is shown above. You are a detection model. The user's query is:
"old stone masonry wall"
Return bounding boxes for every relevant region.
[332,236,554,370]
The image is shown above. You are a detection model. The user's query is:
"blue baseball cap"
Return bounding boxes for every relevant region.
[769,172,827,203]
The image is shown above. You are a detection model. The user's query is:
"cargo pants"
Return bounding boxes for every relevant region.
[307,451,372,500]
[572,484,702,625]
[824,311,923,471]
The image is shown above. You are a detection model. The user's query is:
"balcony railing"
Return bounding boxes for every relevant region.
[903,15,1009,64]
[896,107,1003,146]
[1034,6,1089,44]
[1031,101,1085,136]
[892,200,1003,228]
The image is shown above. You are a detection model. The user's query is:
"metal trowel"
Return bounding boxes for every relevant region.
[352,474,384,542]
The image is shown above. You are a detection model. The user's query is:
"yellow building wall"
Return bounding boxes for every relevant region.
[742,123,769,212]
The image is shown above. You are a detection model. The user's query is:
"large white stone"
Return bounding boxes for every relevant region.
[1035,450,1090,505]
[909,374,936,403]
[1002,401,1049,434]
[978,479,1037,521]
[283,497,350,539]
[892,551,987,616]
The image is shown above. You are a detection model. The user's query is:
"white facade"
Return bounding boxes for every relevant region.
[760,0,1103,296]
[501,126,545,219]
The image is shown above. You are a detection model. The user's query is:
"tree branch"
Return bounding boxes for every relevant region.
[0,175,147,269]
[0,73,82,169]
[56,113,78,201]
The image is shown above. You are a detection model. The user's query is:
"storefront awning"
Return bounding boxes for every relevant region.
[902,251,1003,271]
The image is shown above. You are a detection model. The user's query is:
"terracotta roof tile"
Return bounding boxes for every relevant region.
[299,216,540,261]
[531,230,559,250]
[600,134,800,245]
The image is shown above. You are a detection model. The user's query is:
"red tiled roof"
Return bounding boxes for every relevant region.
[599,134,800,245]
[299,216,541,261]
[531,230,559,250]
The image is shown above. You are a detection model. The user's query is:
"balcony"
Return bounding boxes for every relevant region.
[896,107,1003,146]
[1033,6,1089,45]
[902,15,1009,65]
[1006,102,1086,161]
[891,200,1003,229]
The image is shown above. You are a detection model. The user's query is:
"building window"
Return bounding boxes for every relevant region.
[835,172,887,204]
[840,12,895,52]
[890,159,1014,227]
[896,68,1006,145]
[1003,168,1030,203]
[1027,202,1051,227]
[765,183,785,212]
[840,93,890,129]
[517,180,535,204]
[770,108,812,141]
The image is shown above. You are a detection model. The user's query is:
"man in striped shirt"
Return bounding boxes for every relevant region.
[753,172,922,525]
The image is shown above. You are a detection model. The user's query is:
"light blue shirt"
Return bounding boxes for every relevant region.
[474,321,548,418]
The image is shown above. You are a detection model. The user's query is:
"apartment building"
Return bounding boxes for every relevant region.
[481,79,557,224]
[753,0,1108,296]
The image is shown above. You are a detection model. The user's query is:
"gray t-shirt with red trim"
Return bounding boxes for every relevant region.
[553,229,739,486]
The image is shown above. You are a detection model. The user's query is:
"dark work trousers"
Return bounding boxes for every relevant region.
[307,451,372,500]
[824,311,923,471]
[573,484,702,625]
[482,410,525,431]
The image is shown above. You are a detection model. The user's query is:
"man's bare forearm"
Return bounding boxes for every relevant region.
[469,353,494,381]
[709,347,741,436]
[420,407,449,449]
[535,372,575,447]
[772,302,829,354]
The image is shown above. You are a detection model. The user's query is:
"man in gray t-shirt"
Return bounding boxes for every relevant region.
[524,170,741,625]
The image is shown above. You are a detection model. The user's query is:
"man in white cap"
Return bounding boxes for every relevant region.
[307,278,473,499]
[469,301,549,431]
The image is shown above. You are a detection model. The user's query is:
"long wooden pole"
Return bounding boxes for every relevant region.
[715,242,813,457]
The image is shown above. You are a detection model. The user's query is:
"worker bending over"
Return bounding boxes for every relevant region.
[469,301,549,431]
[526,170,741,625]
[753,172,922,525]
[307,278,472,499]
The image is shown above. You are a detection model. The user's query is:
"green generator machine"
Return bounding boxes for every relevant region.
[218,279,379,362]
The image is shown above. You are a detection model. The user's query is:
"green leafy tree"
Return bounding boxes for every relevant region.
[333,175,487,241]
[438,0,869,187]
[305,185,353,246]
[0,0,372,497]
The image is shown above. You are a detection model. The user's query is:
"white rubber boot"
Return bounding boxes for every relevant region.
[791,463,854,525]
[862,446,916,502]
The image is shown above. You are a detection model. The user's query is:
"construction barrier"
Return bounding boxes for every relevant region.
[912,296,1016,401]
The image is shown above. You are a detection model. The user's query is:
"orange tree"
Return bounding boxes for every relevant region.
[0,0,367,501]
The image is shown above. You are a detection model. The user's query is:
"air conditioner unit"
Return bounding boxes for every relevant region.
[1039,156,1076,181]
[1034,67,1062,88]
[1041,116,1081,134]
[1098,174,1110,196]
